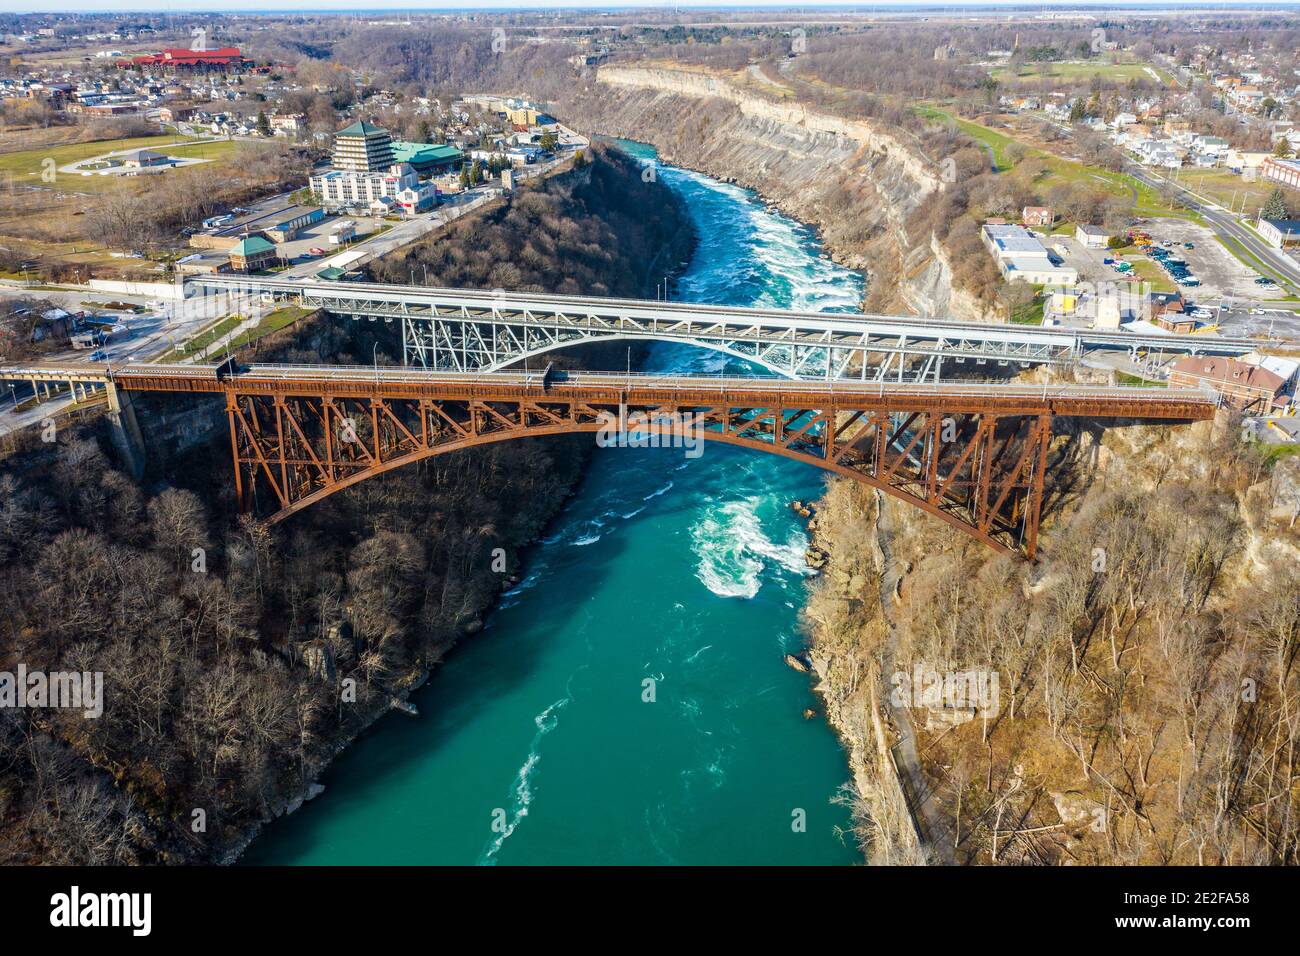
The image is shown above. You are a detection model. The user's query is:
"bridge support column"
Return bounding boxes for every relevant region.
[105,383,147,481]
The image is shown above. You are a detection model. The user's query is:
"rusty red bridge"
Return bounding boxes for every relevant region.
[0,362,1218,558]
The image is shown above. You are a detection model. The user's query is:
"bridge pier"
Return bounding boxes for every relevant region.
[105,383,147,480]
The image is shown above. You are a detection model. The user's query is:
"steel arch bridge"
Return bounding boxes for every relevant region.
[32,361,1216,560]
[188,276,1268,384]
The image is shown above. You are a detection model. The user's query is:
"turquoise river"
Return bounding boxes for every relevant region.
[245,141,866,865]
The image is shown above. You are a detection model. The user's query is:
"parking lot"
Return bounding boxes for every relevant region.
[272,215,389,269]
[1048,217,1275,302]
[1125,217,1272,301]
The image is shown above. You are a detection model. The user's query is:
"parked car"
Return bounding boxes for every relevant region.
[308,247,326,256]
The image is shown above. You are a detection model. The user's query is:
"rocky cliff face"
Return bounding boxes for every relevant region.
[801,409,1300,865]
[549,64,994,320]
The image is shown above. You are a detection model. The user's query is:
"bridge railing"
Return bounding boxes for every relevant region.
[100,362,1219,405]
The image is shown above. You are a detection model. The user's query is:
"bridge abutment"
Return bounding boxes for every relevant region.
[106,384,147,480]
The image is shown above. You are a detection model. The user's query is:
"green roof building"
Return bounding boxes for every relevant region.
[333,120,394,172]
[390,141,464,177]
[228,234,277,273]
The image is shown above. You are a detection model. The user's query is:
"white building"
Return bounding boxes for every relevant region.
[309,162,437,214]
[981,224,1079,286]
[1075,224,1111,249]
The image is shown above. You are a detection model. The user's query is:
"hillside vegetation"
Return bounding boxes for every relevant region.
[806,413,1300,865]
[0,150,695,863]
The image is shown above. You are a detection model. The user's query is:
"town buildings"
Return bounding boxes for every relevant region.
[227,235,277,273]
[981,224,1079,286]
[116,48,253,75]
[309,163,437,214]
[1168,355,1287,411]
[1257,217,1300,249]
[1022,206,1054,227]
[1261,156,1300,190]
[332,120,395,172]
[310,122,443,214]
[391,141,464,177]
[1075,224,1111,249]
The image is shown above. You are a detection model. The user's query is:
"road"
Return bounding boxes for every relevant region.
[1126,164,1300,296]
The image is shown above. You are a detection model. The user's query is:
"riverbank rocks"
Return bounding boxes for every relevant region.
[805,546,829,570]
[790,499,814,518]
[282,783,326,818]
[390,698,419,717]
[784,651,814,674]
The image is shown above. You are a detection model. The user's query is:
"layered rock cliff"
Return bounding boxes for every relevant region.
[549,63,995,321]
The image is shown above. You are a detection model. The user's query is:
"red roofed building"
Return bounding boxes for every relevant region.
[1168,356,1287,411]
[117,48,252,74]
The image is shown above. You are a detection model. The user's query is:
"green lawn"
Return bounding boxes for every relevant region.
[1261,443,1300,464]
[991,59,1173,86]
[166,306,314,362]
[218,305,314,355]
[163,140,239,162]
[916,106,1196,220]
[163,315,245,362]
[0,133,194,181]
[1119,257,1177,293]
[1116,372,1168,387]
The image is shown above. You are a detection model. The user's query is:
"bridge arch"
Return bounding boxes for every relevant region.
[229,394,1054,556]
[478,333,803,379]
[264,422,1019,554]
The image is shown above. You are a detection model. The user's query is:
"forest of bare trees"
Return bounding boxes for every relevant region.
[372,144,695,300]
[806,413,1300,865]
[0,148,695,864]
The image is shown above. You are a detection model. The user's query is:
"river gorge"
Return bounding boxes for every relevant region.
[244,142,867,865]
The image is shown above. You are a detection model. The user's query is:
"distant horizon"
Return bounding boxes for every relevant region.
[8,0,1300,15]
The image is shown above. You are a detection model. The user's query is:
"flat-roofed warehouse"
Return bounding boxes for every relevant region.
[189,204,326,250]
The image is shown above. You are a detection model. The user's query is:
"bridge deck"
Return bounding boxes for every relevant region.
[0,362,1218,419]
[190,274,1271,357]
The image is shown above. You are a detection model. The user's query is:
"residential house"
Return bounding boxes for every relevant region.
[1022,206,1054,227]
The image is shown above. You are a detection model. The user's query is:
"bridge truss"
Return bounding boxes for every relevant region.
[189,276,1268,385]
[0,361,1217,558]
[172,368,1214,558]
